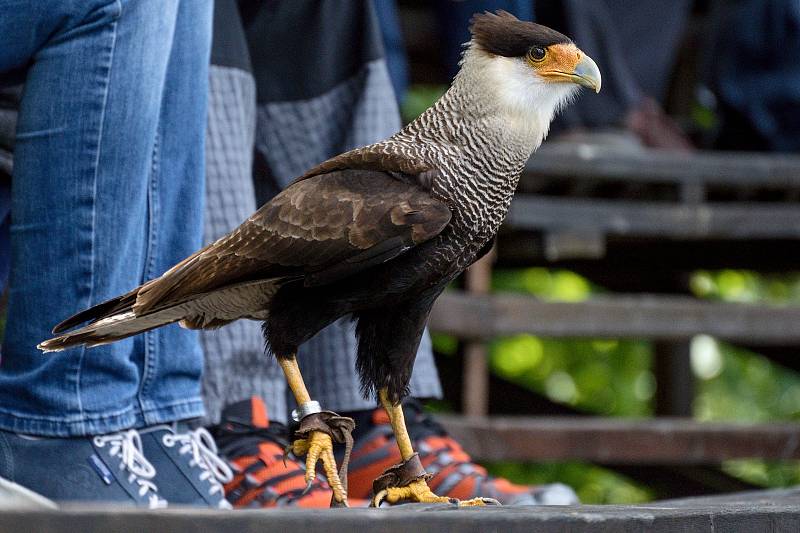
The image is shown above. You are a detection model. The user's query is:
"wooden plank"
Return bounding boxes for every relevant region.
[525,142,800,188]
[543,230,606,261]
[498,234,800,271]
[430,291,800,344]
[4,500,800,533]
[506,196,800,239]
[461,343,488,416]
[659,486,800,506]
[654,341,694,417]
[462,251,494,416]
[609,465,759,499]
[438,415,800,464]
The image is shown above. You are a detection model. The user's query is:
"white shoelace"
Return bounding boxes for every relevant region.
[93,429,167,509]
[162,427,234,507]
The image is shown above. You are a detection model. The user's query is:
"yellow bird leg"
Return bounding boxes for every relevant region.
[278,355,312,404]
[373,388,500,508]
[378,388,415,460]
[278,355,347,505]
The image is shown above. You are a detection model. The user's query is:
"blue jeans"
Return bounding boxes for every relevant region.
[0,180,8,288]
[0,0,212,436]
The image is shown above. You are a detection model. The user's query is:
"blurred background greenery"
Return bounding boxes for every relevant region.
[432,267,800,504]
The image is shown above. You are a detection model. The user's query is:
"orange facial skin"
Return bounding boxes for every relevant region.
[528,42,582,78]
[528,43,602,92]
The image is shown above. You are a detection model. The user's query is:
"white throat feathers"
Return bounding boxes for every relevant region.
[452,44,580,149]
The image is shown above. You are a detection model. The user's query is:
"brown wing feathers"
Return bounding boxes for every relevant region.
[135,170,449,310]
[42,168,450,348]
[297,144,435,187]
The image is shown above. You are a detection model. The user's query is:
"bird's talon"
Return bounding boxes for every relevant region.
[292,430,348,505]
[457,497,502,507]
[373,478,500,507]
[370,489,388,508]
[282,444,292,467]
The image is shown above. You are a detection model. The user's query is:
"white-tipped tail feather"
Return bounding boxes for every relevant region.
[38,307,186,352]
[38,279,278,352]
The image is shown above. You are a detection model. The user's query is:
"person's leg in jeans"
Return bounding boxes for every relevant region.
[132,0,210,426]
[131,0,235,509]
[0,0,215,506]
[0,85,16,292]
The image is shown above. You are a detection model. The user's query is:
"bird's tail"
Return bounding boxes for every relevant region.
[37,291,187,352]
[38,277,280,352]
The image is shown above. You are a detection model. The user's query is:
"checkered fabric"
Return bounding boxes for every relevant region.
[200,60,442,425]
[200,66,288,425]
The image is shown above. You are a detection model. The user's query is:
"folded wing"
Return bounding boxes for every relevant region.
[39,169,450,351]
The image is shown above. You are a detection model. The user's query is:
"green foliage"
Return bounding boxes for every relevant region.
[490,335,653,417]
[688,271,800,487]
[690,270,800,304]
[479,267,800,501]
[694,339,800,423]
[493,267,592,302]
[401,84,447,123]
[490,268,653,417]
[485,461,653,504]
[431,332,459,356]
[690,101,719,132]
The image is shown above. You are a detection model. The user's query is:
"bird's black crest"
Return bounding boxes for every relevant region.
[469,10,571,57]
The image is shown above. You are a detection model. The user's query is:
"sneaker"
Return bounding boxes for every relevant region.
[211,397,338,508]
[140,424,233,509]
[346,400,579,506]
[0,428,166,508]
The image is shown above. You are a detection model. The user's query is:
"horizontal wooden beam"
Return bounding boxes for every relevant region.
[5,497,800,533]
[525,142,800,188]
[507,196,800,239]
[429,292,800,344]
[438,415,800,464]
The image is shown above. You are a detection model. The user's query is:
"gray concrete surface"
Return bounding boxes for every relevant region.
[1,488,799,533]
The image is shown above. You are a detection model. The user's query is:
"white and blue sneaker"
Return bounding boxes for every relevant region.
[0,428,166,508]
[140,424,233,509]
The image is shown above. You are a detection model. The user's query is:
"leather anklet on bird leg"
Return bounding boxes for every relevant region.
[370,453,440,506]
[289,410,355,508]
[371,388,500,507]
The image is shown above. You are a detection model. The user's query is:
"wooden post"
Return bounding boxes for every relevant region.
[654,340,694,417]
[462,249,494,416]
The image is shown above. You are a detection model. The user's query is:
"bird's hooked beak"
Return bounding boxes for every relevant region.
[571,53,602,93]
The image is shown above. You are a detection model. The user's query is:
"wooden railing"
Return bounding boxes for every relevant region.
[428,143,800,493]
[439,416,800,464]
[432,292,800,345]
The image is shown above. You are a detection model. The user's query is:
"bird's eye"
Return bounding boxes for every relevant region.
[528,46,546,62]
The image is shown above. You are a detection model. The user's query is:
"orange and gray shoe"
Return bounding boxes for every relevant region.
[346,399,579,506]
[211,397,336,508]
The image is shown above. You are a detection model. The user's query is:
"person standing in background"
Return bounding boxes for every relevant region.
[202,0,577,508]
[0,0,232,509]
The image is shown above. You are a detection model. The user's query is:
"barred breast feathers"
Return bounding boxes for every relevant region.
[299,38,577,253]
